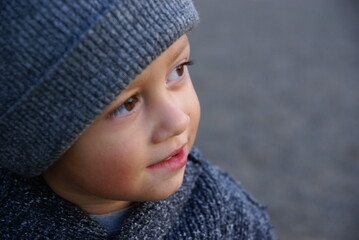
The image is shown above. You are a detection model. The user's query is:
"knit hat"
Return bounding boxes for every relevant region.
[0,0,199,177]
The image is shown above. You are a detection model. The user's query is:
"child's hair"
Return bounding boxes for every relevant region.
[0,0,199,177]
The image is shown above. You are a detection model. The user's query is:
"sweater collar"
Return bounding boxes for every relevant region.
[3,148,203,239]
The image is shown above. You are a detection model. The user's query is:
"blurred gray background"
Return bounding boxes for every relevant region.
[189,0,359,239]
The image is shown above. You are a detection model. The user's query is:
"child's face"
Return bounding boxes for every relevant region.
[43,35,200,214]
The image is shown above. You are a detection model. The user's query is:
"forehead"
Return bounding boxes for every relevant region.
[127,35,190,87]
[99,34,190,115]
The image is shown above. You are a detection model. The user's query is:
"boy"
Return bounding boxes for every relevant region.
[0,0,276,239]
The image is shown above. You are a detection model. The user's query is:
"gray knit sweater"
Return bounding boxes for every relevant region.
[0,148,276,239]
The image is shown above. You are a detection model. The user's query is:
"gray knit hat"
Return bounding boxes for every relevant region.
[0,0,199,177]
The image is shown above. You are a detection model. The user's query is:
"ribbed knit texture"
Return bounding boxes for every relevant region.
[0,0,199,176]
[0,148,276,239]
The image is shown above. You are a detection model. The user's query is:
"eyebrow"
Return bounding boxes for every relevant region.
[118,37,190,93]
[170,37,190,64]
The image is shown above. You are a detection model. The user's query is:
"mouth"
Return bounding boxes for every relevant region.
[147,145,188,170]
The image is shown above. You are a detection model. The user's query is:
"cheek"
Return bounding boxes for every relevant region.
[92,141,143,181]
[66,136,147,198]
[191,93,201,127]
[186,86,201,144]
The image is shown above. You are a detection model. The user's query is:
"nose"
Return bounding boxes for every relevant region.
[150,95,190,144]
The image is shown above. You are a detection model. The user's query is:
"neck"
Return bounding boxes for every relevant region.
[78,200,132,215]
[42,172,131,215]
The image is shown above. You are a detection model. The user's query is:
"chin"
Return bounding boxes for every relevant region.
[148,175,185,201]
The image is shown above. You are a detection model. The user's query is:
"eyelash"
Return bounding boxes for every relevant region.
[108,60,194,119]
[167,60,194,84]
[107,94,140,118]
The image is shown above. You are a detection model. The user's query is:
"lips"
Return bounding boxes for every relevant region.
[147,145,188,170]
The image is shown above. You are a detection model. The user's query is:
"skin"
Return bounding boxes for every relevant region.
[43,35,200,215]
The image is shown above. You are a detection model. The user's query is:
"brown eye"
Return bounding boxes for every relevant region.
[176,65,184,76]
[124,97,138,111]
[109,95,140,118]
[167,60,194,83]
